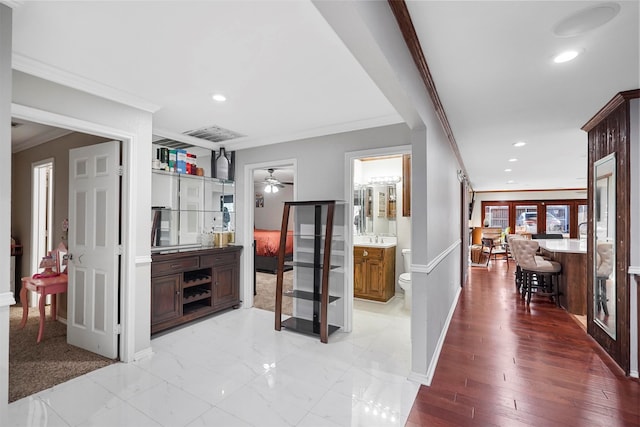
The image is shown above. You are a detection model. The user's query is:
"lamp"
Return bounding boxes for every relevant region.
[264,183,279,193]
[39,255,57,276]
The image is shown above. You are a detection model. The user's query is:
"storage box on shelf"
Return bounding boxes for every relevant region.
[275,200,345,343]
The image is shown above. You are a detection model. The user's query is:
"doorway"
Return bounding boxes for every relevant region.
[346,146,412,373]
[252,165,295,313]
[29,159,54,308]
[8,113,129,401]
[241,160,296,311]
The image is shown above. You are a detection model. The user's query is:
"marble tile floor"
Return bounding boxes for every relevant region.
[7,298,417,427]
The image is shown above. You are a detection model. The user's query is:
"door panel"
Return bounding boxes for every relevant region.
[353,256,366,296]
[366,259,385,299]
[213,263,238,309]
[67,141,120,359]
[151,274,181,324]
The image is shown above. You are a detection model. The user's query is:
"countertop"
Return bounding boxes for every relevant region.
[536,238,586,254]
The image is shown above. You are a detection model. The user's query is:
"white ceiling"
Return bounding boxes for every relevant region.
[9,1,639,192]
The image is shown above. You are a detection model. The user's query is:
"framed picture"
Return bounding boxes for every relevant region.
[255,193,264,208]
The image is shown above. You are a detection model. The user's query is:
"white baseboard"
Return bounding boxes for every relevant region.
[0,291,15,308]
[630,370,639,379]
[423,285,463,386]
[407,371,431,386]
[133,347,153,362]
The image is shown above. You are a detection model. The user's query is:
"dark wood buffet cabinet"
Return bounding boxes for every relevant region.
[151,245,242,334]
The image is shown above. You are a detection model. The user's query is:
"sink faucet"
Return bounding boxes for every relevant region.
[375,235,379,243]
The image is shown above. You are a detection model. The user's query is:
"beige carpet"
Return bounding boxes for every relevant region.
[254,270,293,315]
[9,304,116,403]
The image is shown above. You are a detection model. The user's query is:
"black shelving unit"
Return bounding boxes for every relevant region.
[275,200,342,343]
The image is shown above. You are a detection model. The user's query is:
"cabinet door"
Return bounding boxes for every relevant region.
[213,262,239,309]
[151,274,181,324]
[353,255,367,297]
[365,258,386,300]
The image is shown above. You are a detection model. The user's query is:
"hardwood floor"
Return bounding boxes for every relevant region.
[406,260,640,426]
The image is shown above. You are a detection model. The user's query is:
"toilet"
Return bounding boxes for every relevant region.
[398,249,412,310]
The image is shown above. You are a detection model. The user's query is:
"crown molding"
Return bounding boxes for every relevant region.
[1,1,25,9]
[12,53,161,113]
[226,113,404,151]
[387,0,469,186]
[12,126,74,153]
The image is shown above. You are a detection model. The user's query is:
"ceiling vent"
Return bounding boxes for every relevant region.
[184,125,244,143]
[153,125,245,149]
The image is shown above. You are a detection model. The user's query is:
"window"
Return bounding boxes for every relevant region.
[515,205,537,233]
[481,199,587,237]
[546,205,569,235]
[484,205,509,229]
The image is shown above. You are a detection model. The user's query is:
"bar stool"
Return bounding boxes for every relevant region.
[507,234,523,291]
[510,239,561,306]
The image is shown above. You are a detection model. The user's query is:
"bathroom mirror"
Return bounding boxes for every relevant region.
[353,184,397,236]
[593,153,616,339]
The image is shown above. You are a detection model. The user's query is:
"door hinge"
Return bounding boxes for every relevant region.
[117,166,124,176]
[115,324,121,335]
[115,245,123,255]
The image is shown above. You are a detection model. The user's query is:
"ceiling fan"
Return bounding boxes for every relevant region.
[262,168,285,193]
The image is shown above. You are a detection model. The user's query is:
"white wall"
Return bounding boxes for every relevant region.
[312,0,465,384]
[470,189,588,227]
[236,123,412,328]
[254,183,293,230]
[0,4,13,418]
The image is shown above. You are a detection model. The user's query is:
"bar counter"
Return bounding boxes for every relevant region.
[536,239,587,315]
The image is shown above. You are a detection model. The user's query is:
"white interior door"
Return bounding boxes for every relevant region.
[67,140,120,359]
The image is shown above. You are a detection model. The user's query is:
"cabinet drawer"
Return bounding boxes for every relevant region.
[354,246,384,259]
[201,252,237,266]
[152,256,199,276]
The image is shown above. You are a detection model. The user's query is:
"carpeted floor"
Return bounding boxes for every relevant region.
[253,270,293,315]
[9,304,117,403]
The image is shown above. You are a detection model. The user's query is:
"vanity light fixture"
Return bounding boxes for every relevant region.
[553,50,579,63]
[368,176,401,185]
[212,93,227,102]
[507,180,515,184]
[504,168,512,172]
[513,141,526,147]
[508,158,518,162]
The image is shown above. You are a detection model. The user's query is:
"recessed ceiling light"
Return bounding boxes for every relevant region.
[507,180,515,184]
[504,168,512,172]
[554,50,579,63]
[508,158,518,162]
[513,141,526,147]
[212,93,227,102]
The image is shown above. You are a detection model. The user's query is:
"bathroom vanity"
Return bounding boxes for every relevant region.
[353,241,396,302]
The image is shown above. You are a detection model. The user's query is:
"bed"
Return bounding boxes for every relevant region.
[254,228,294,273]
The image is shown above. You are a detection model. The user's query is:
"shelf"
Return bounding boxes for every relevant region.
[152,169,234,184]
[275,200,344,344]
[283,290,340,303]
[183,288,211,303]
[183,275,212,288]
[182,302,211,315]
[285,261,341,270]
[281,317,340,337]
